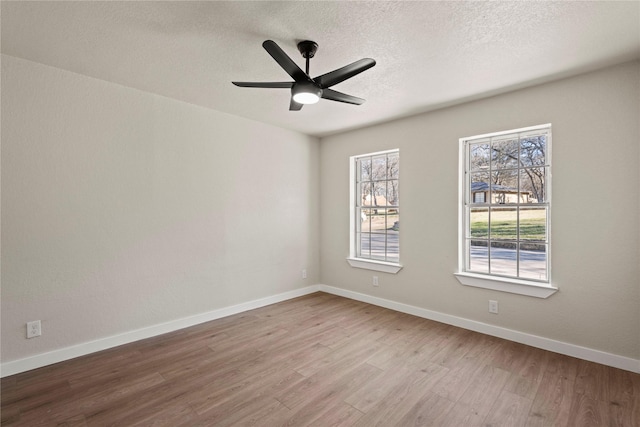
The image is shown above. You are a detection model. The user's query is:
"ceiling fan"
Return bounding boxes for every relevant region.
[232,40,376,111]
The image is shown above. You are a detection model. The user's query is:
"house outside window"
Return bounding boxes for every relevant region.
[456,124,556,298]
[348,149,402,274]
[473,191,486,204]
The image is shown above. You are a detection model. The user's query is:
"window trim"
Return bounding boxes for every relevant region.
[456,124,557,298]
[454,272,557,298]
[348,149,402,274]
[347,257,403,274]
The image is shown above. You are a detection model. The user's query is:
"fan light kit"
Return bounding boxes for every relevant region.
[232,40,376,111]
[292,83,321,104]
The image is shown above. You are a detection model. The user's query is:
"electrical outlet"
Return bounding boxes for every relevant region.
[27,320,41,338]
[373,276,379,287]
[489,300,499,314]
[302,269,307,279]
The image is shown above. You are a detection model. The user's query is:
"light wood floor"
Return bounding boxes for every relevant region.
[2,292,639,426]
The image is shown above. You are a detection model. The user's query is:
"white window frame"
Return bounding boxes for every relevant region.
[347,149,402,274]
[455,124,557,298]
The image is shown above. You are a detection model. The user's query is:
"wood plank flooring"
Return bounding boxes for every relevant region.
[2,292,639,426]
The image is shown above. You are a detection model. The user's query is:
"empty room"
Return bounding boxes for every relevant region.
[1,1,639,426]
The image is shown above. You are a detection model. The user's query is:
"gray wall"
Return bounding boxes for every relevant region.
[1,55,320,363]
[320,61,640,360]
[2,54,638,368]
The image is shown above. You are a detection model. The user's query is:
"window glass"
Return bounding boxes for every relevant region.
[351,150,400,264]
[460,125,550,283]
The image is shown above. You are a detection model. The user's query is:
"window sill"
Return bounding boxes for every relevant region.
[454,272,557,298]
[347,258,403,274]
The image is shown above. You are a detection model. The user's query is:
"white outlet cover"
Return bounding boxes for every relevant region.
[489,300,499,314]
[27,320,42,338]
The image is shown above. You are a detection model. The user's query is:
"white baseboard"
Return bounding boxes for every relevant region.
[1,285,321,378]
[3,283,638,377]
[318,285,640,374]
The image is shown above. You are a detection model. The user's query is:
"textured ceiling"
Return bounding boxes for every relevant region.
[2,1,639,137]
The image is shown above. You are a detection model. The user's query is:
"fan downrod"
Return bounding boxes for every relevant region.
[297,40,318,74]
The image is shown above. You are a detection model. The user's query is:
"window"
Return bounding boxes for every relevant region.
[348,149,401,273]
[456,124,556,298]
[473,192,486,203]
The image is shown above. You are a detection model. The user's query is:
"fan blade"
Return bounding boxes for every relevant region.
[314,58,376,88]
[262,40,309,83]
[289,98,303,111]
[232,81,293,88]
[321,89,365,105]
